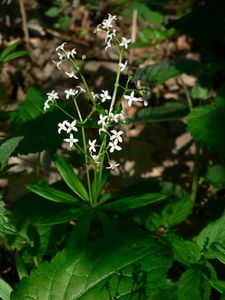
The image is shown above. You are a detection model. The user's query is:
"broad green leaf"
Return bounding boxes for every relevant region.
[27,183,81,205]
[191,80,211,100]
[0,136,23,171]
[151,281,178,300]
[204,165,225,190]
[210,242,225,264]
[54,16,71,29]
[210,279,225,293]
[44,6,59,17]
[188,103,225,156]
[54,156,89,201]
[164,234,200,265]
[133,102,189,123]
[0,278,12,300]
[2,50,29,63]
[11,230,172,299]
[102,193,166,212]
[194,214,225,258]
[0,40,21,61]
[134,59,203,84]
[177,267,211,300]
[160,196,193,228]
[0,194,16,237]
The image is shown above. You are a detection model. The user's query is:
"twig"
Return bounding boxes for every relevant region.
[18,0,30,49]
[129,8,138,63]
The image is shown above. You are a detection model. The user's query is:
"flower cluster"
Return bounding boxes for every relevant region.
[43,13,149,170]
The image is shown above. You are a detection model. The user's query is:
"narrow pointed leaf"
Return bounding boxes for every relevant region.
[27,183,81,204]
[102,193,166,212]
[2,50,29,63]
[54,156,89,201]
[0,278,12,300]
[0,40,21,61]
[0,136,23,171]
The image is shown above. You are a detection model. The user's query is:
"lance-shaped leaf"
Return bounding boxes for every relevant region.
[101,193,166,212]
[54,156,89,201]
[27,183,81,205]
[0,278,12,300]
[0,194,16,237]
[0,136,23,171]
[11,230,172,299]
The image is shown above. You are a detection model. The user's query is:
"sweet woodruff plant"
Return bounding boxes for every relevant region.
[43,14,148,204]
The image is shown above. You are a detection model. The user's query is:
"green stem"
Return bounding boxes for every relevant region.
[72,97,93,204]
[181,79,200,203]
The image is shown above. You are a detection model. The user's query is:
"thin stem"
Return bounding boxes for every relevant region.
[72,97,93,204]
[55,104,79,122]
[181,78,200,203]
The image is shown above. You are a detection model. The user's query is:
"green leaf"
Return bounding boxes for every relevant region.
[54,156,89,201]
[0,136,23,171]
[0,278,12,300]
[0,40,22,61]
[151,281,178,300]
[191,80,211,100]
[134,59,203,84]
[15,255,28,280]
[2,50,29,63]
[11,230,172,299]
[102,193,166,212]
[44,6,59,17]
[204,165,225,190]
[210,278,225,293]
[164,234,201,265]
[133,102,189,123]
[177,266,211,300]
[194,214,225,258]
[160,196,193,228]
[0,194,16,237]
[27,183,81,205]
[188,103,225,156]
[210,242,225,264]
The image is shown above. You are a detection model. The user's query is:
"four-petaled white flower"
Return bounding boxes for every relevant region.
[57,52,66,61]
[66,120,78,133]
[56,42,67,52]
[44,99,54,111]
[65,70,78,79]
[105,29,117,50]
[98,114,108,127]
[100,90,111,103]
[124,91,143,107]
[89,139,97,153]
[109,140,122,153]
[119,60,128,72]
[106,161,120,169]
[110,130,123,143]
[58,120,68,134]
[64,133,78,147]
[102,14,117,30]
[65,88,78,99]
[119,37,131,49]
[47,90,59,101]
[66,48,77,58]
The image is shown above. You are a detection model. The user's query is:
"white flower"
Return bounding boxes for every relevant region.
[102,14,117,30]
[113,112,126,123]
[119,60,128,72]
[57,52,66,61]
[77,86,85,93]
[56,42,67,52]
[106,161,120,169]
[119,37,131,49]
[58,120,68,134]
[52,60,62,70]
[91,154,100,164]
[44,99,54,111]
[91,92,99,99]
[105,29,117,50]
[66,120,78,133]
[124,91,142,107]
[109,140,122,153]
[65,89,78,99]
[66,48,77,58]
[64,133,78,147]
[47,90,59,101]
[89,139,97,153]
[110,130,123,143]
[98,114,108,127]
[65,70,78,79]
[100,90,111,103]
